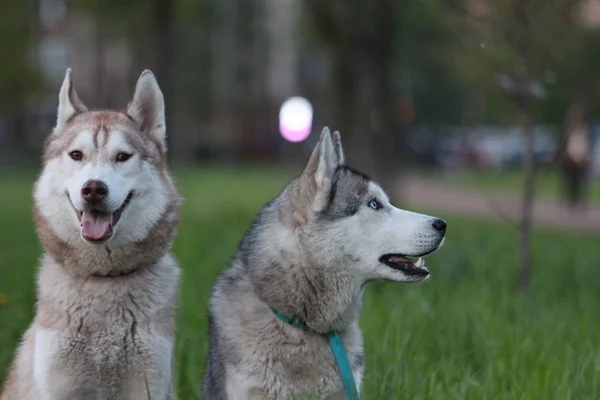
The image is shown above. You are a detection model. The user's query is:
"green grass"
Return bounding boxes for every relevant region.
[1,166,599,399]
[441,168,600,204]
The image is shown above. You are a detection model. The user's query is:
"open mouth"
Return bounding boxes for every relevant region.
[72,192,133,243]
[379,254,430,277]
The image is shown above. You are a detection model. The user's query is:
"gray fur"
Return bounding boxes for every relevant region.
[201,128,446,399]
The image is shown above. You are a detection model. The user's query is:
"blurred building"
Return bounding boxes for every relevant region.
[28,0,310,163]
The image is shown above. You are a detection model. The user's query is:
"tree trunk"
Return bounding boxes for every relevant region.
[95,18,105,106]
[367,0,403,201]
[331,46,366,168]
[370,57,404,199]
[514,0,534,293]
[517,101,534,292]
[301,0,403,184]
[152,0,174,153]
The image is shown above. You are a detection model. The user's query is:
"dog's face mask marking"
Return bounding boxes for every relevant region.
[35,69,169,245]
[293,128,446,283]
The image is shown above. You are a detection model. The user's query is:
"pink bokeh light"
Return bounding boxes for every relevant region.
[279,97,313,143]
[279,123,312,142]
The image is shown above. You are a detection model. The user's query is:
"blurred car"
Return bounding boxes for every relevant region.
[407,125,559,170]
[407,126,465,169]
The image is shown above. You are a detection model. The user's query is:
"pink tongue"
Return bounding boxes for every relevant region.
[81,210,112,240]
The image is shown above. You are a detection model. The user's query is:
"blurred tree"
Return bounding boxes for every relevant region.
[301,0,512,197]
[170,0,215,160]
[150,0,174,152]
[510,0,536,293]
[541,28,600,123]
[0,0,42,165]
[71,0,177,151]
[302,0,405,198]
[399,0,469,126]
[71,0,262,162]
[485,0,583,292]
[71,0,148,102]
[427,0,584,291]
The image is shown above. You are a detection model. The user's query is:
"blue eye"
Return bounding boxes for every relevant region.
[368,199,382,210]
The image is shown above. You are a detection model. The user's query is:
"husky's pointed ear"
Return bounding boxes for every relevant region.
[331,130,345,165]
[293,127,341,224]
[127,70,166,149]
[56,68,88,129]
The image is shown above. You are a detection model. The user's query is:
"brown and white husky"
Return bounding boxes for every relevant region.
[1,69,181,400]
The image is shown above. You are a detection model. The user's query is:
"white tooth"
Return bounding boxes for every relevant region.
[416,257,424,267]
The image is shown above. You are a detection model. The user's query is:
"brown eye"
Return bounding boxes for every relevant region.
[116,152,132,162]
[69,150,83,161]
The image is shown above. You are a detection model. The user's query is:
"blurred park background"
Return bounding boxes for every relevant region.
[1,0,600,398]
[3,0,600,219]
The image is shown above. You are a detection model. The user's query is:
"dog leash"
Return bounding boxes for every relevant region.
[269,306,360,400]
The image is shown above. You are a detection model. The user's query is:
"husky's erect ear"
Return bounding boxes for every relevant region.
[331,130,345,165]
[127,70,166,149]
[56,68,88,130]
[293,127,342,224]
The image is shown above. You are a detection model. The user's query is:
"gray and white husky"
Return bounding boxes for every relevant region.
[202,128,447,399]
[1,69,181,400]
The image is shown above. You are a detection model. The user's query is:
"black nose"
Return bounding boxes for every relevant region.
[81,180,108,205]
[432,218,446,233]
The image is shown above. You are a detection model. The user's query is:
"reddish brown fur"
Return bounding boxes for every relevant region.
[1,70,181,400]
[43,110,165,165]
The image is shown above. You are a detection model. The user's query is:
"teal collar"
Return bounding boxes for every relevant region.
[269,306,360,400]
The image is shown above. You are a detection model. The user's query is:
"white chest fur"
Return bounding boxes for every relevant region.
[30,255,179,400]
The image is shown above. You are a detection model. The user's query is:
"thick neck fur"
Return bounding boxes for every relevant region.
[34,183,180,278]
[245,181,364,334]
